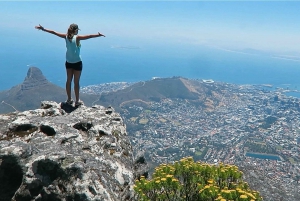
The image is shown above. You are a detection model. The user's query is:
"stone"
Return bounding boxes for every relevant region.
[0,101,147,201]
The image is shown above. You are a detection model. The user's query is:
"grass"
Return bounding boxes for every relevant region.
[130,117,138,122]
[288,157,295,164]
[173,121,181,126]
[139,118,149,124]
[159,118,167,123]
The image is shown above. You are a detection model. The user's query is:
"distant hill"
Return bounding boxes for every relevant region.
[0,68,228,114]
[94,77,227,112]
[0,67,99,114]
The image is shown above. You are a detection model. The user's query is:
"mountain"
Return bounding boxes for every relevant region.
[0,101,147,201]
[0,67,99,114]
[94,77,227,112]
[0,68,227,114]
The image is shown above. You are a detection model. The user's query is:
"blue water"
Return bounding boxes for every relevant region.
[2,43,300,96]
[246,152,282,161]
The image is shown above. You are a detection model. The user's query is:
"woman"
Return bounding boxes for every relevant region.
[35,23,105,106]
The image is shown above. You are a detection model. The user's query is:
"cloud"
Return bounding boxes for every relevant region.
[110,46,141,50]
[206,45,262,56]
[271,55,300,62]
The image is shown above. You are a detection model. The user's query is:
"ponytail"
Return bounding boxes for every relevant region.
[67,27,75,41]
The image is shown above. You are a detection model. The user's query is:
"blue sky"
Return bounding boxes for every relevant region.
[1,1,300,53]
[1,1,300,90]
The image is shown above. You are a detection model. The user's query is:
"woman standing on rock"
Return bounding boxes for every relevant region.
[35,23,105,107]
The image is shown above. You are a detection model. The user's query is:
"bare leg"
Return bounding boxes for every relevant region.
[73,70,82,103]
[66,68,74,101]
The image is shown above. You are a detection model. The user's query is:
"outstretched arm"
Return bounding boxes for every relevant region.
[77,32,105,40]
[35,24,66,39]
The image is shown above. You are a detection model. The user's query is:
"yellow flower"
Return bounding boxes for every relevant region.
[247,193,256,199]
[161,178,166,181]
[240,194,248,199]
[216,195,225,200]
[222,190,230,194]
[238,190,245,194]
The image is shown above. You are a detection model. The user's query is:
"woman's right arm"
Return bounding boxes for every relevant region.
[35,24,66,39]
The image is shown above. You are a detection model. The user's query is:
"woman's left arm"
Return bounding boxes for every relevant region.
[77,32,105,40]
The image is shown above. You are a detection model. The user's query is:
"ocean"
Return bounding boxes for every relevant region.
[2,43,300,97]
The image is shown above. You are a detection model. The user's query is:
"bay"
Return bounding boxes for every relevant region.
[1,44,300,96]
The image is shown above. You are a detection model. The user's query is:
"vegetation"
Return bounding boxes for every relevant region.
[244,140,277,154]
[259,116,277,129]
[134,157,262,201]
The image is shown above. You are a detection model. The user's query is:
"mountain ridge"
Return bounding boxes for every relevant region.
[94,76,227,113]
[0,67,225,114]
[0,67,99,114]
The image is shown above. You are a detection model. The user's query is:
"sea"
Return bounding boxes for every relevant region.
[2,43,300,97]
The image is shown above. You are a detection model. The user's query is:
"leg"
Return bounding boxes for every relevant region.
[66,68,74,101]
[73,70,82,103]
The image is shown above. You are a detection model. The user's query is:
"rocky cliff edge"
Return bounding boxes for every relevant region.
[0,101,147,201]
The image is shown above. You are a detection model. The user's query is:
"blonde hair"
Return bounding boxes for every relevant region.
[67,24,79,41]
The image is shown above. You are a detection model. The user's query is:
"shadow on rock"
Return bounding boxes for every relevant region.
[60,102,78,113]
[0,155,23,201]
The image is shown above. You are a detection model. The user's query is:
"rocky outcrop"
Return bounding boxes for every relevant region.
[0,101,143,201]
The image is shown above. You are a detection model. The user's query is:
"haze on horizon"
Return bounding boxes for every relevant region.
[1,1,300,90]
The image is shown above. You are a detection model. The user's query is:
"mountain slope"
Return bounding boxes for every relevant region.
[94,77,226,111]
[0,67,98,114]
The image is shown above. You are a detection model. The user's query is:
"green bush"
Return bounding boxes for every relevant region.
[134,157,262,201]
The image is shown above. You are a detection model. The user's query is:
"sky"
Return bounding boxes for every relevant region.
[1,1,300,53]
[1,1,300,89]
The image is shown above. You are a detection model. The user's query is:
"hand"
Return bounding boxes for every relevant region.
[98,32,105,37]
[35,24,44,31]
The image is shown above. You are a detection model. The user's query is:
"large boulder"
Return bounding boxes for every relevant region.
[0,101,136,201]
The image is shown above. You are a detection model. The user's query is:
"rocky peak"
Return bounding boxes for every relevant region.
[21,67,49,91]
[0,102,147,201]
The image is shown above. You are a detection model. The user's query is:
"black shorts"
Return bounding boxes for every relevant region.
[65,61,82,71]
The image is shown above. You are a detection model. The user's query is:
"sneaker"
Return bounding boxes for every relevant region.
[75,100,84,107]
[66,99,74,105]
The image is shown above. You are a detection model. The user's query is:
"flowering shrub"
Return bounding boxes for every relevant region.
[134,157,262,201]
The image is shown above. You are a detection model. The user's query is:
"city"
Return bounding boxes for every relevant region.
[82,80,300,201]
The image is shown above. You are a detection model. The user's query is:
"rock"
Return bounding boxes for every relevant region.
[0,101,136,201]
[133,151,149,180]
